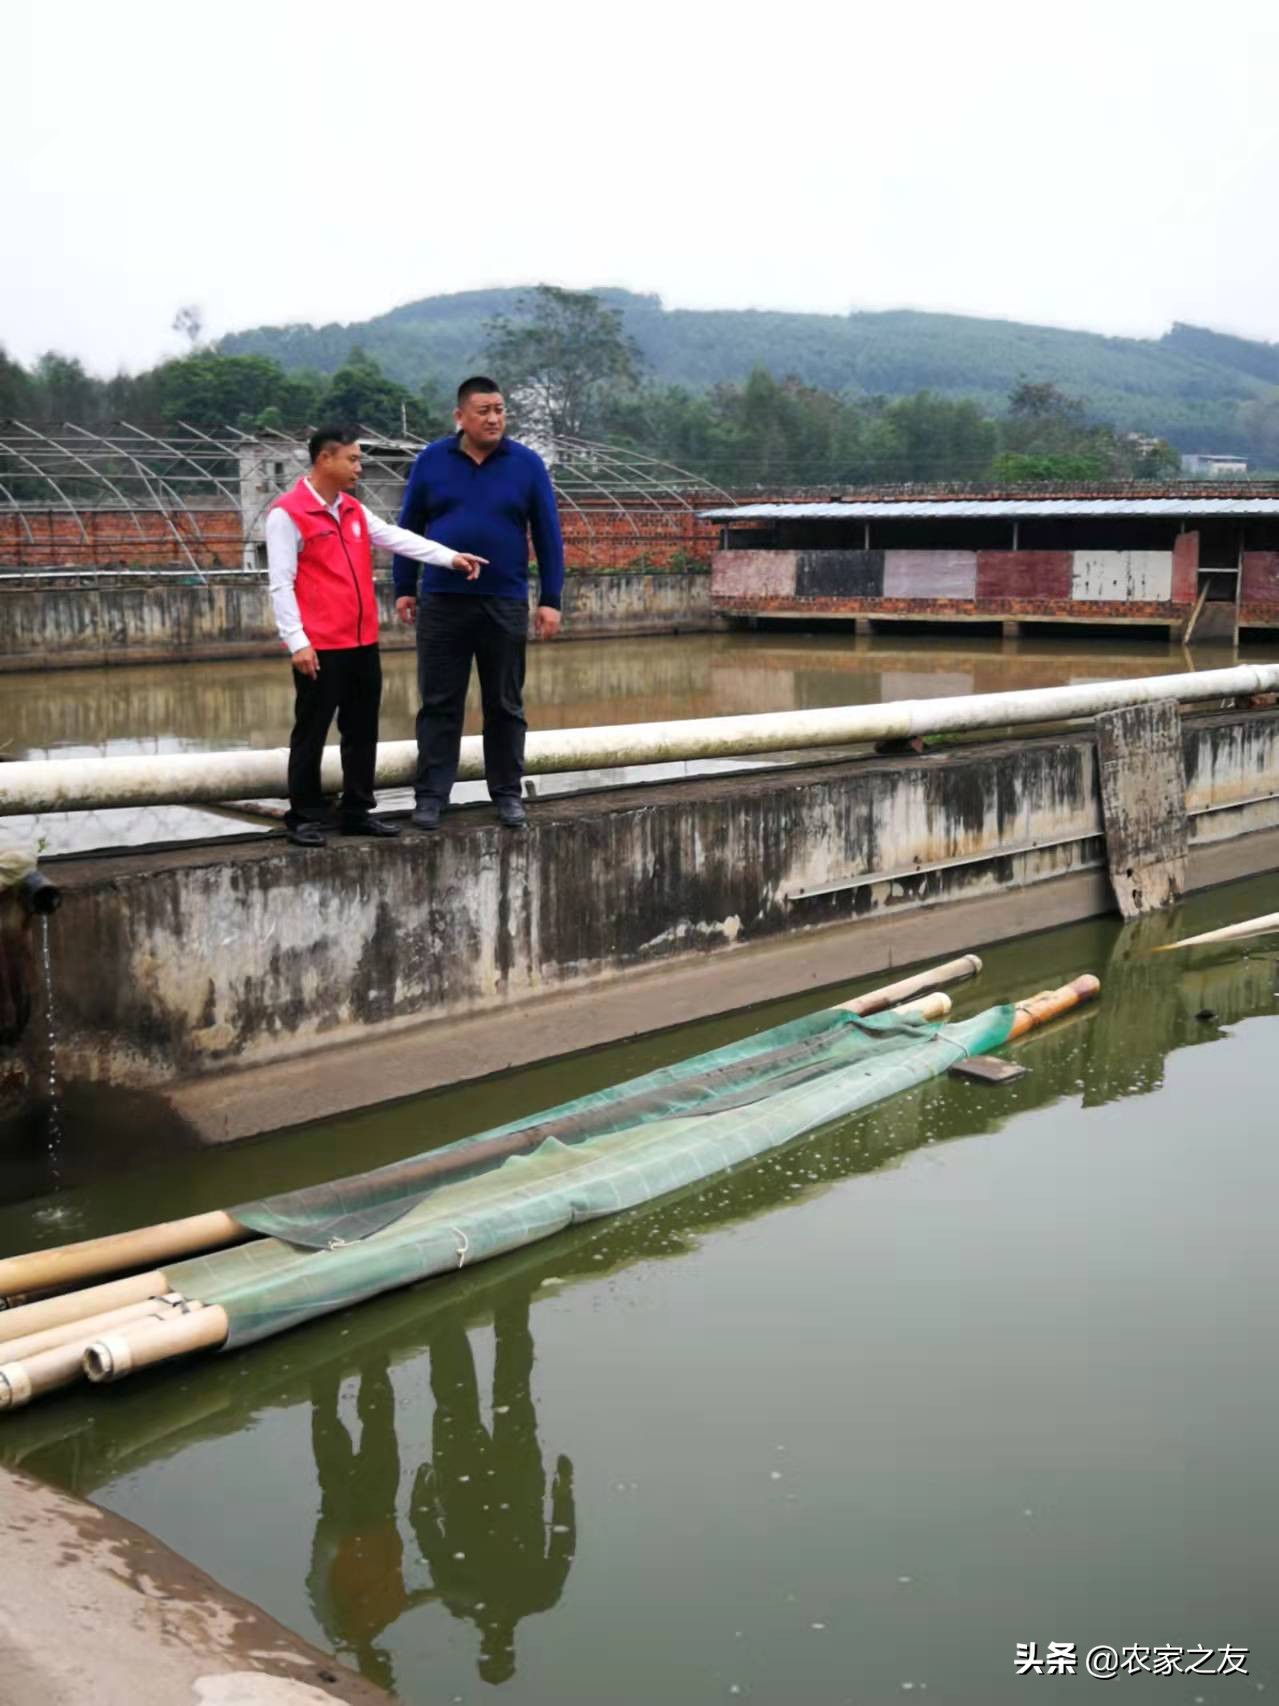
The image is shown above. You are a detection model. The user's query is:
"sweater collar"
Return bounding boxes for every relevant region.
[449,431,510,464]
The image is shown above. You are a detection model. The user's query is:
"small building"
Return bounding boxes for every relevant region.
[1182,453,1249,478]
[703,491,1279,642]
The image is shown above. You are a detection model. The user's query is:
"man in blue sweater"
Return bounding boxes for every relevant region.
[392,377,565,830]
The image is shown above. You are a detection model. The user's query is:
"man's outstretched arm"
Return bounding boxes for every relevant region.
[371,500,485,626]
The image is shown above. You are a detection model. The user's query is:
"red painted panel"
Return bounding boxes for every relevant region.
[1172,531,1198,604]
[1240,552,1279,605]
[976,551,1072,600]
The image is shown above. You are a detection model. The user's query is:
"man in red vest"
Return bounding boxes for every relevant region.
[267,425,485,847]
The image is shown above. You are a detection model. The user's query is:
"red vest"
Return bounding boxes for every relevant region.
[272,480,379,650]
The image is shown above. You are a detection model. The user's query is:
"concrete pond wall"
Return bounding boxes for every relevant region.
[0,572,716,671]
[8,706,1279,1141]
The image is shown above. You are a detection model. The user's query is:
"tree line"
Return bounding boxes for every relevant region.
[1,286,1185,486]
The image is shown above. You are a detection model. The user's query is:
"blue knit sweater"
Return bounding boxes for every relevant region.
[391,434,564,608]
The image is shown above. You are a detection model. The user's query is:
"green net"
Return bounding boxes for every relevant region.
[169,1002,1014,1349]
[229,1005,952,1247]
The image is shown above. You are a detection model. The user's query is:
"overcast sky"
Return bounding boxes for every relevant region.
[7,0,1279,374]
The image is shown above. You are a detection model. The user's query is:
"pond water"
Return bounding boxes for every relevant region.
[3,631,1270,764]
[5,629,1274,857]
[3,870,1278,1704]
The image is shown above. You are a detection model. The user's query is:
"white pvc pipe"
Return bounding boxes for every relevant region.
[2,663,1277,817]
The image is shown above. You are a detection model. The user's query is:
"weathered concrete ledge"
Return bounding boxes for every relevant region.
[12,706,1279,1142]
[0,571,715,670]
[0,1466,391,1705]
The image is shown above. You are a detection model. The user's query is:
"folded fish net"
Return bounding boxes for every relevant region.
[168,1002,1016,1349]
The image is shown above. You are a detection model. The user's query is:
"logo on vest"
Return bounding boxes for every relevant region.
[351,520,362,539]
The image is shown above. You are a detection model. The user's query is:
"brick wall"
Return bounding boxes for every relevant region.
[0,510,243,569]
[0,501,718,574]
[558,504,717,571]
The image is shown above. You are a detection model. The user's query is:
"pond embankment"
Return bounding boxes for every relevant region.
[0,571,716,671]
[8,703,1279,1144]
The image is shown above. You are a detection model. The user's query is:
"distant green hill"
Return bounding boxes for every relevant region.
[218,288,1279,454]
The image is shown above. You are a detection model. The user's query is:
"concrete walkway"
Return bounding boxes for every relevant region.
[0,1467,393,1705]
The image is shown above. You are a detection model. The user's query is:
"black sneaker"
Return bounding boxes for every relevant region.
[341,816,401,839]
[286,821,328,848]
[496,796,527,830]
[411,799,443,831]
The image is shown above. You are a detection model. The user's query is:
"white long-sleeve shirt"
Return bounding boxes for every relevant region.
[265,481,458,654]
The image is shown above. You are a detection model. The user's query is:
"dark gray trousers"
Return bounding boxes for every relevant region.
[415,594,528,803]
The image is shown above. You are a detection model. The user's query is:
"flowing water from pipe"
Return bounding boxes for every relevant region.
[38,913,65,1196]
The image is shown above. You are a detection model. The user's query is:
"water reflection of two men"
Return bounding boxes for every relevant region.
[307,1294,575,1691]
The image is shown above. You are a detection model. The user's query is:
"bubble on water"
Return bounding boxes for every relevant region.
[552,1523,570,1533]
[1022,1508,1034,1517]
[458,1474,470,1482]
[898,1576,913,1584]
[452,1550,465,1559]
[769,1471,783,1481]
[811,1622,826,1631]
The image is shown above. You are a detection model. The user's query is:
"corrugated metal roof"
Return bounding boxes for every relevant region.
[702,498,1279,521]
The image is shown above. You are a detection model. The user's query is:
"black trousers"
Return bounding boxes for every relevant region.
[415,594,528,803]
[287,643,382,828]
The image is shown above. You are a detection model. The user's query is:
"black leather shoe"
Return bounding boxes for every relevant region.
[411,799,443,831]
[496,796,527,829]
[286,821,328,848]
[341,816,401,839]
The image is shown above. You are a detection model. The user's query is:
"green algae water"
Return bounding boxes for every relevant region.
[3,874,1279,1703]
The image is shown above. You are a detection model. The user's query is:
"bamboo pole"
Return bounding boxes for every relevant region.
[0,1272,170,1344]
[894,991,952,1021]
[1154,911,1279,952]
[84,1304,229,1384]
[0,956,983,1304]
[0,1297,190,1410]
[1007,975,1101,1039]
[0,1212,246,1304]
[0,1294,186,1363]
[0,1341,94,1410]
[838,953,981,1015]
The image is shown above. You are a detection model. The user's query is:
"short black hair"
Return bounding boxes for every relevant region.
[457,375,503,406]
[308,423,360,464]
